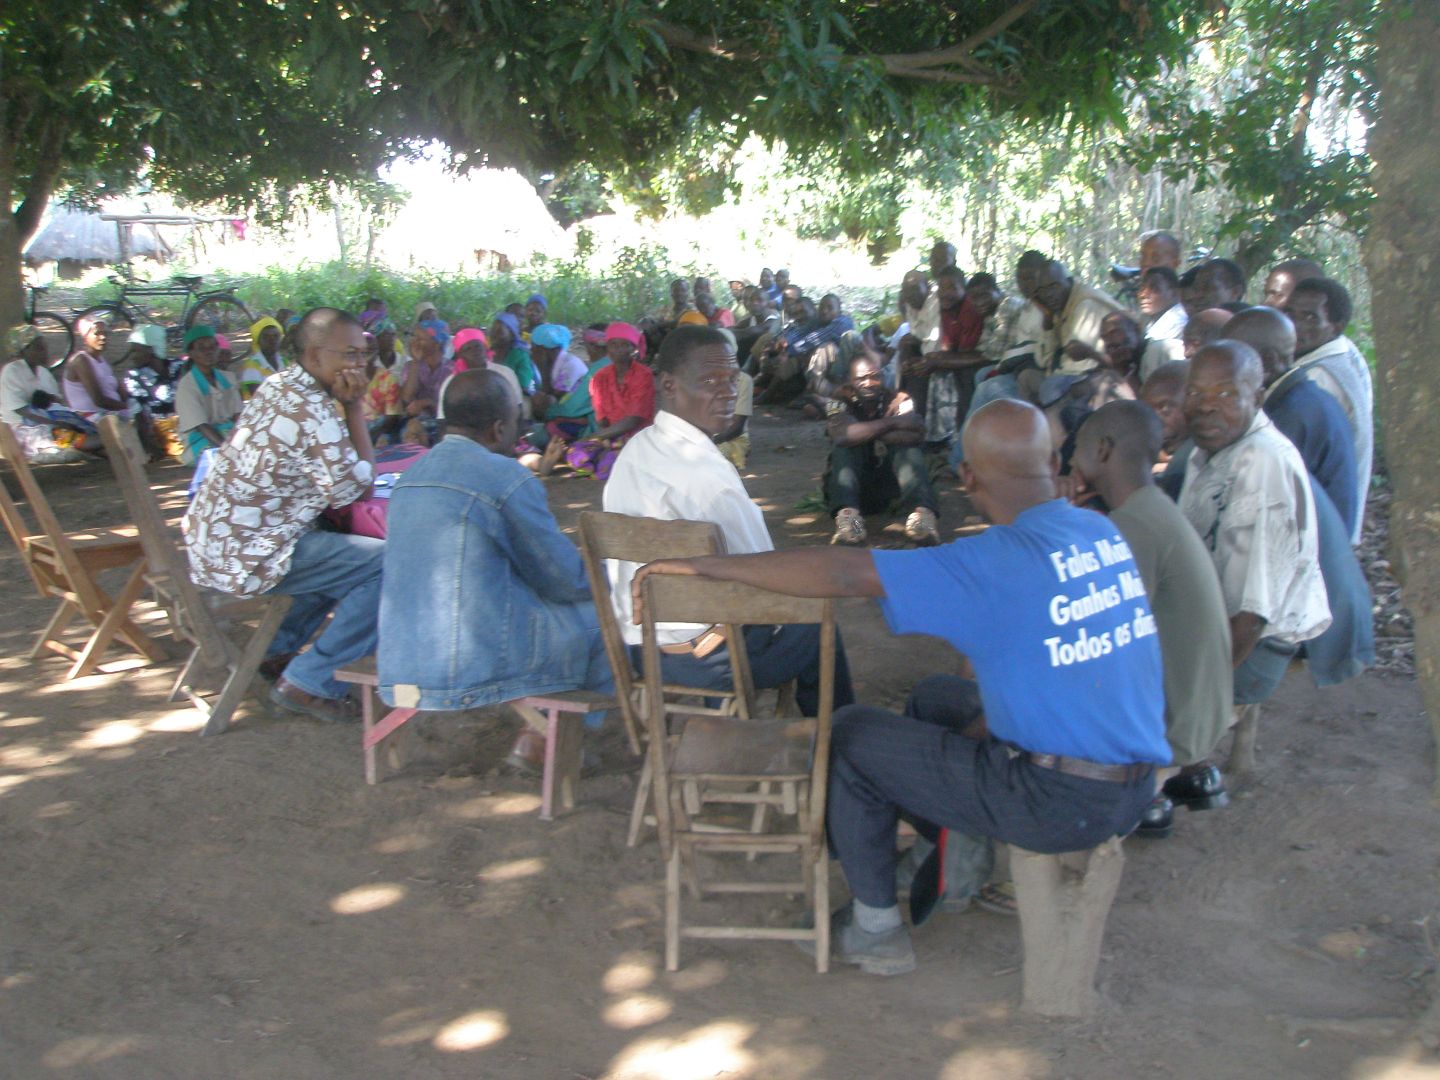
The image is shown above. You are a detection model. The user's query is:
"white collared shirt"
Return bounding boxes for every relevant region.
[1146,302,1188,345]
[1179,411,1331,645]
[602,410,773,644]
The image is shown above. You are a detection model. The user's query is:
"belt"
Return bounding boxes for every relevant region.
[658,627,726,659]
[1023,752,1151,784]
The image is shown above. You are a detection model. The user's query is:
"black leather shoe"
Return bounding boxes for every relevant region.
[1134,795,1174,838]
[1162,763,1230,811]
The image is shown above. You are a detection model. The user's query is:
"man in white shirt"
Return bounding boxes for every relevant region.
[603,324,855,715]
[1179,341,1331,714]
[1282,277,1373,544]
[1137,266,1188,361]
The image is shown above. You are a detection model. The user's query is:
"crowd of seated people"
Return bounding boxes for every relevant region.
[4,240,1379,977]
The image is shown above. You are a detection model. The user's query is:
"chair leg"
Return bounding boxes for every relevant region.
[361,688,380,784]
[665,847,682,972]
[202,599,292,736]
[543,709,584,820]
[65,565,156,679]
[813,844,830,974]
[30,599,78,659]
[627,752,653,847]
[169,646,205,704]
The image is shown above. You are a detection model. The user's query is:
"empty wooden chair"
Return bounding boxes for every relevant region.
[577,511,795,848]
[98,416,291,734]
[0,419,165,678]
[638,571,836,973]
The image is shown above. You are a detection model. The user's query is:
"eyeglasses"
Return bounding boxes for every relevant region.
[321,347,367,363]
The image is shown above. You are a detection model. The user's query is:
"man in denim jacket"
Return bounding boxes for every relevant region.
[377,370,613,767]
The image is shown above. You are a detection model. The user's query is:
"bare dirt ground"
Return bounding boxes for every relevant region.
[1,408,1437,1080]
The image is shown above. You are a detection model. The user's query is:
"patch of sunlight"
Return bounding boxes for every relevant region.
[604,994,673,1030]
[603,952,658,994]
[939,1046,1050,1080]
[479,857,545,882]
[0,743,56,769]
[373,833,432,855]
[35,800,77,819]
[0,714,44,729]
[0,774,33,795]
[146,708,205,734]
[1352,1049,1440,1080]
[936,1003,1016,1040]
[665,959,729,993]
[71,720,145,750]
[42,1034,145,1068]
[2,971,34,989]
[432,1009,509,1052]
[329,882,408,915]
[605,1020,756,1080]
[444,792,543,820]
[488,793,543,816]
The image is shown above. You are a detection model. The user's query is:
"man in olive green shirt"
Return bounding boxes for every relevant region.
[1070,400,1234,835]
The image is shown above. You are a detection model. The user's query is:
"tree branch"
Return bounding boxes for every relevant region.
[13,117,67,242]
[647,20,759,63]
[877,0,1043,72]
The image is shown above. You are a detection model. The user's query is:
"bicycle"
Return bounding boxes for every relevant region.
[21,286,75,370]
[75,271,254,364]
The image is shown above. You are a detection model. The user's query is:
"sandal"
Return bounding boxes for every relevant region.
[976,881,1018,916]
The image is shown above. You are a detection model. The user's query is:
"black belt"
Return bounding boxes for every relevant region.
[1023,752,1152,784]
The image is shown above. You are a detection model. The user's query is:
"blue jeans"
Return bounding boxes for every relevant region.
[951,370,1021,466]
[629,624,855,718]
[269,530,385,700]
[1233,637,1299,705]
[826,674,1155,908]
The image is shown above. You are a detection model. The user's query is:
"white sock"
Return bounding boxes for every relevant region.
[853,898,903,933]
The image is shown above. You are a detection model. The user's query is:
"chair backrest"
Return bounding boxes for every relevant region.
[639,572,836,855]
[577,511,725,751]
[97,415,231,664]
[0,419,106,610]
[0,435,46,595]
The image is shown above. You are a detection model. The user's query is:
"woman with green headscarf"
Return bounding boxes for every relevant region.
[175,325,242,463]
[237,315,286,400]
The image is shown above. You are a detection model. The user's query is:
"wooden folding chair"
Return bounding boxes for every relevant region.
[578,511,796,848]
[0,420,166,679]
[97,416,292,734]
[639,572,836,973]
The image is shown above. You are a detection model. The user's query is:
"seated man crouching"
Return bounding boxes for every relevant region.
[377,370,614,770]
[825,352,940,547]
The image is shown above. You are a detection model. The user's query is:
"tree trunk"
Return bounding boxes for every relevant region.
[1363,0,1440,801]
[0,214,23,330]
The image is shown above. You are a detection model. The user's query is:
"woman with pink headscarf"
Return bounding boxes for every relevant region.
[563,322,654,480]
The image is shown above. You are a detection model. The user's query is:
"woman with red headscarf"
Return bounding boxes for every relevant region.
[563,322,654,480]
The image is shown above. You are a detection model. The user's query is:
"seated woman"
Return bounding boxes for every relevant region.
[1,330,96,461]
[399,325,454,444]
[237,316,286,400]
[361,330,404,445]
[488,312,539,398]
[519,323,606,475]
[451,326,523,412]
[63,317,131,420]
[174,326,242,464]
[120,324,184,459]
[563,322,655,481]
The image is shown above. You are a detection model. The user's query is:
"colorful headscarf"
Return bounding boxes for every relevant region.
[452,327,490,354]
[7,325,41,357]
[677,310,709,327]
[249,316,282,350]
[129,324,168,359]
[371,317,397,335]
[530,323,571,350]
[415,300,439,322]
[582,327,608,349]
[526,293,547,309]
[184,324,217,347]
[416,318,451,351]
[603,321,647,360]
[359,302,388,330]
[216,334,231,352]
[492,311,522,342]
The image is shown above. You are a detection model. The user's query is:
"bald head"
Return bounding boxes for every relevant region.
[1182,307,1233,359]
[1224,306,1296,387]
[443,368,518,433]
[962,399,1054,483]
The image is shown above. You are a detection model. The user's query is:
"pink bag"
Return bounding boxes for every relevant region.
[326,443,429,539]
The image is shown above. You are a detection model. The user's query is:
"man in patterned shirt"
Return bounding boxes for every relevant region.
[184,307,381,723]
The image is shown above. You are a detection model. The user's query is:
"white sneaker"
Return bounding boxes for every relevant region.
[831,507,867,546]
[904,508,940,546]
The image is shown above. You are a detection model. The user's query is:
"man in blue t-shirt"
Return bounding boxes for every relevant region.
[632,400,1168,976]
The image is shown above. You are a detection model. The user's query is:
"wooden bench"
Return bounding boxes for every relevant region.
[334,656,614,819]
[1009,836,1126,1018]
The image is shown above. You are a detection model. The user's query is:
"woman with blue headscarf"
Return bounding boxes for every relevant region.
[489,312,538,397]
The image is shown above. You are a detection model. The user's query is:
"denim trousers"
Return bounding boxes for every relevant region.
[826,674,1155,908]
[629,624,856,719]
[268,529,385,700]
[824,442,938,518]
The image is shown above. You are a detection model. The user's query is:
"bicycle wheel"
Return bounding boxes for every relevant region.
[74,304,136,365]
[28,312,74,371]
[187,294,254,361]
